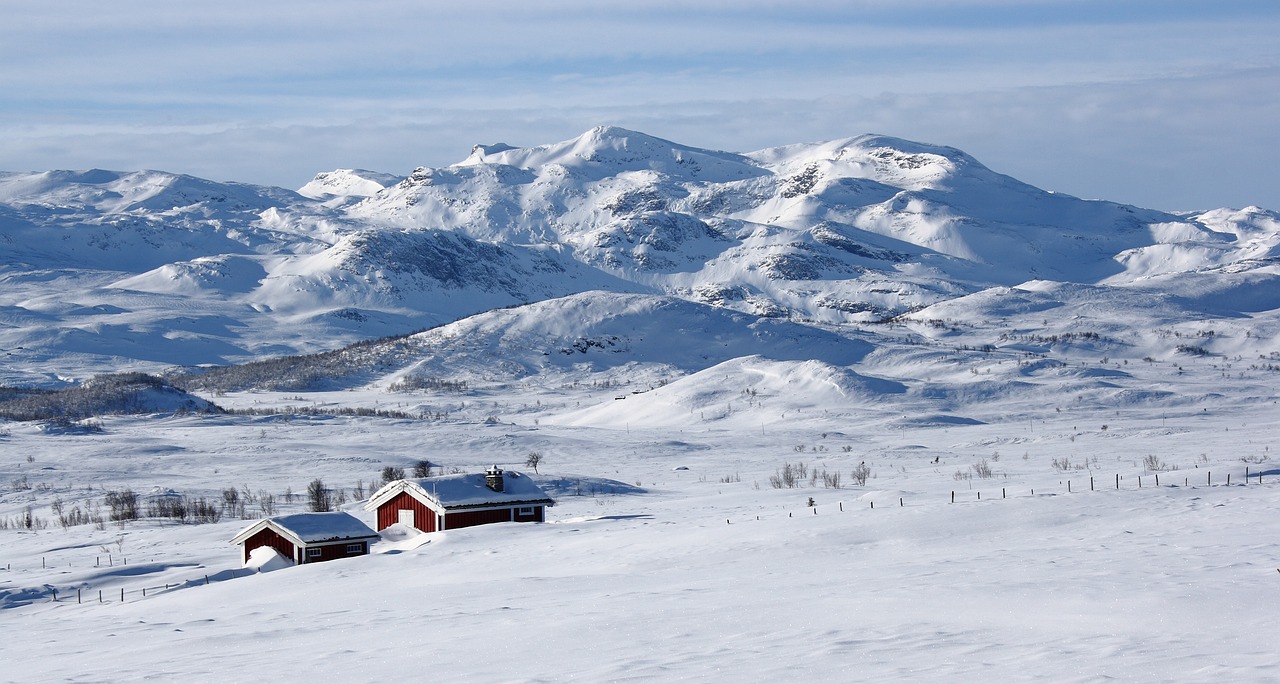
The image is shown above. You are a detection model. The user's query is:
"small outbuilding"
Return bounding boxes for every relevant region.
[230,511,380,566]
[367,466,554,534]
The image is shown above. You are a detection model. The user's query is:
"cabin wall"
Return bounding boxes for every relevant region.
[377,491,436,532]
[242,527,297,564]
[301,540,372,564]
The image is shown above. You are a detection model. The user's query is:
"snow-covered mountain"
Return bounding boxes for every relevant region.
[0,127,1277,387]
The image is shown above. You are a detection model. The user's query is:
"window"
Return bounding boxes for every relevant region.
[346,543,365,554]
[306,548,322,559]
[518,506,534,516]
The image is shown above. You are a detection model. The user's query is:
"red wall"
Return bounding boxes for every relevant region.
[446,505,545,529]
[242,527,373,564]
[243,527,297,564]
[377,492,547,533]
[377,491,437,532]
[302,540,370,564]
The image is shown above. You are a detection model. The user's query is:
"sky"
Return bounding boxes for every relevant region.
[2,0,1278,211]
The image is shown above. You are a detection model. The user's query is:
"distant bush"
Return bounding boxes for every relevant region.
[851,463,871,486]
[308,478,333,512]
[380,466,406,486]
[769,462,805,489]
[105,489,139,522]
[0,374,219,422]
[169,326,444,393]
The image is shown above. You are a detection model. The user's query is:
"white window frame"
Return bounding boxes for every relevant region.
[518,506,535,516]
[306,547,322,559]
[346,543,365,554]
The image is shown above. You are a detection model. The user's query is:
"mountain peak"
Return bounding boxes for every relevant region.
[298,169,402,200]
[455,125,765,181]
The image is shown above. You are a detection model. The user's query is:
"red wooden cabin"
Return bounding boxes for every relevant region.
[366,466,554,534]
[230,511,380,566]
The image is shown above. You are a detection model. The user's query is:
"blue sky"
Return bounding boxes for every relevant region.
[2,0,1278,210]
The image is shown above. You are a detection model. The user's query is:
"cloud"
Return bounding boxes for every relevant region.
[1,2,1277,209]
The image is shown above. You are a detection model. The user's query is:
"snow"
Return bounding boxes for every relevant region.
[1,399,1278,680]
[245,546,292,572]
[368,471,552,510]
[0,126,1279,680]
[231,512,378,545]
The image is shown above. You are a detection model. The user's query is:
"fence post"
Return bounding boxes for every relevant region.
[98,590,102,603]
[1068,480,1072,493]
[951,491,955,504]
[839,502,843,512]
[1002,488,1006,499]
[1227,473,1231,486]
[1116,474,1119,490]
[1090,477,1094,491]
[1207,471,1211,486]
[899,498,903,507]
[1155,473,1159,486]
[120,588,124,602]
[77,589,81,604]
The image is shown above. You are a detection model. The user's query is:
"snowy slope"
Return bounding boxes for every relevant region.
[2,127,1280,682]
[0,127,1277,389]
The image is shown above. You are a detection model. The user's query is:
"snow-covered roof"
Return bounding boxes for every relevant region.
[367,470,554,512]
[231,511,379,548]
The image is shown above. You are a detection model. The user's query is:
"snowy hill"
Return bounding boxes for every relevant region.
[0,127,1276,388]
[3,129,1280,681]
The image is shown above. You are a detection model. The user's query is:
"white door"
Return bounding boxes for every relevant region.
[398,508,415,528]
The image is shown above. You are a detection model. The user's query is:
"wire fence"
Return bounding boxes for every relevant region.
[3,467,1274,608]
[725,467,1272,524]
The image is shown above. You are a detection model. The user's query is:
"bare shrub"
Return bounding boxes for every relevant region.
[1051,457,1072,472]
[190,498,221,524]
[58,505,92,529]
[821,469,842,488]
[1143,454,1168,472]
[953,468,972,481]
[148,495,187,521]
[413,460,434,478]
[719,473,741,483]
[973,459,994,479]
[769,462,803,489]
[851,463,871,486]
[257,491,276,517]
[105,489,139,522]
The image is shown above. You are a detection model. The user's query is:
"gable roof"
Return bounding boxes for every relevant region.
[231,511,380,548]
[367,470,554,512]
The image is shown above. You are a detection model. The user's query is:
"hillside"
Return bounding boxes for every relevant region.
[2,129,1280,681]
[2,127,1276,388]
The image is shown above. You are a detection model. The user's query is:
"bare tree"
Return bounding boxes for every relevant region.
[307,478,332,512]
[525,451,544,474]
[380,466,406,486]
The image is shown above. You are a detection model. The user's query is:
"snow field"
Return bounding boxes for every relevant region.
[2,393,1278,681]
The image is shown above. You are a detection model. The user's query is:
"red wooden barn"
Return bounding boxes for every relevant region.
[230,511,380,566]
[366,466,554,534]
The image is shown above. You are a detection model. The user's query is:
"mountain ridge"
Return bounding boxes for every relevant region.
[0,126,1276,388]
